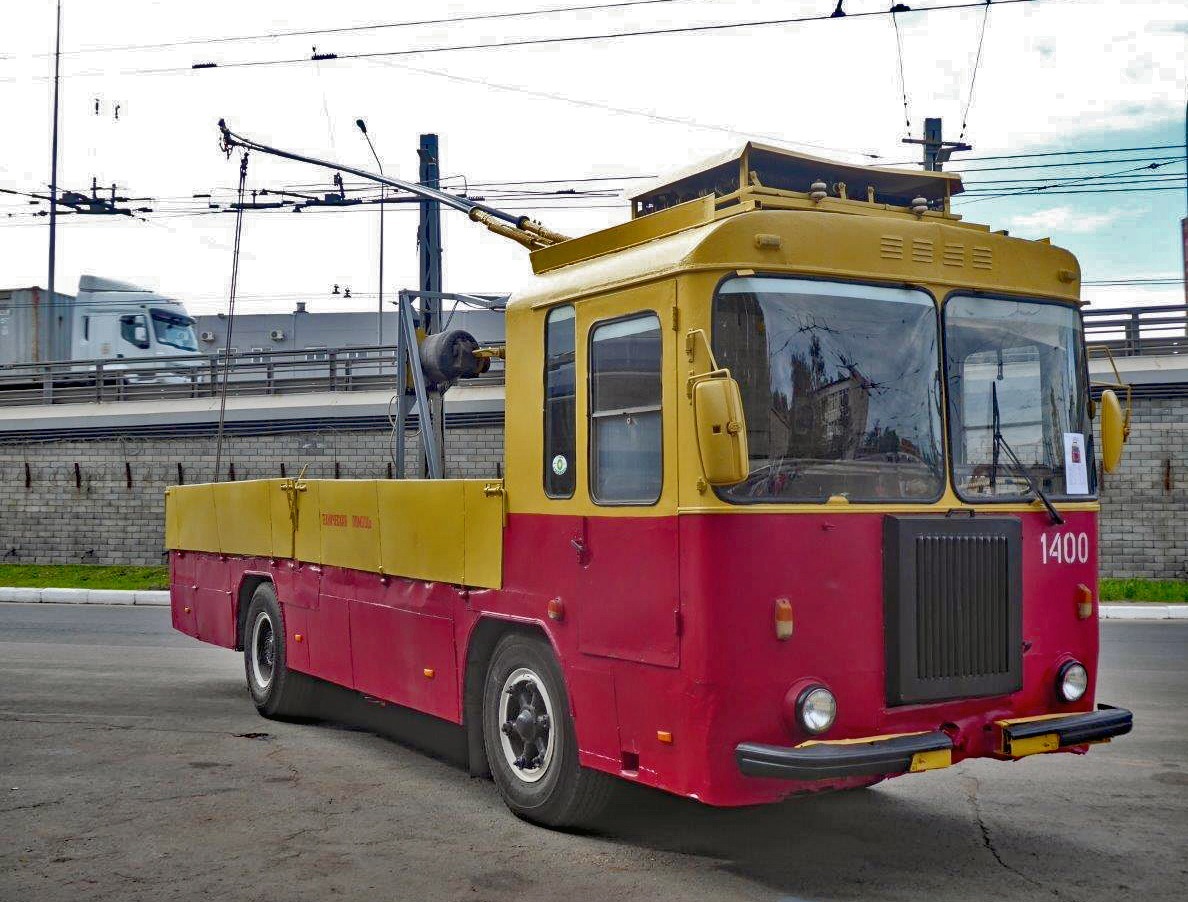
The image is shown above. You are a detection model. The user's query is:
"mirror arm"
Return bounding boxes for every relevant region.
[687,367,732,399]
[685,328,728,398]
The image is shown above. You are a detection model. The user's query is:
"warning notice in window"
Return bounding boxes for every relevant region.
[1063,432,1089,495]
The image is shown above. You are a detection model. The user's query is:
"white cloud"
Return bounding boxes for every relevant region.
[0,0,1184,308]
[1008,207,1123,235]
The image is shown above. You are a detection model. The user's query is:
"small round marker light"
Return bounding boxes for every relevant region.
[797,686,837,735]
[1057,661,1088,703]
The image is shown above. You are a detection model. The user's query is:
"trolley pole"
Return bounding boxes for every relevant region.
[46,0,62,312]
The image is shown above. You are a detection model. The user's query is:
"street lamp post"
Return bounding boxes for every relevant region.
[47,0,62,312]
[355,118,385,349]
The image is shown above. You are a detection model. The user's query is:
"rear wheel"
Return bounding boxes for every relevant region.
[243,583,314,719]
[482,633,614,828]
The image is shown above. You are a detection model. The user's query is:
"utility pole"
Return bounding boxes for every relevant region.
[417,134,444,479]
[418,134,443,335]
[902,117,971,171]
[47,0,62,307]
[1182,97,1187,303]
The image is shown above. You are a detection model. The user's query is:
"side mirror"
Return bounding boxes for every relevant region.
[692,376,749,485]
[1099,388,1126,473]
[134,325,149,343]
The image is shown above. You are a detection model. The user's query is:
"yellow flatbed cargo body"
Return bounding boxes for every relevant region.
[165,478,504,589]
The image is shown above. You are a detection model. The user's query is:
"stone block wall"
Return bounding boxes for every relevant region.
[0,394,1182,576]
[0,425,503,567]
[1097,396,1188,580]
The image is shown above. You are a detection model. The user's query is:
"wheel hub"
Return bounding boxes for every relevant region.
[496,668,556,783]
[512,707,540,742]
[250,612,276,690]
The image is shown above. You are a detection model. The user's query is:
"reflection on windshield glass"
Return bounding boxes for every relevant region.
[945,296,1091,499]
[150,309,198,352]
[712,277,944,503]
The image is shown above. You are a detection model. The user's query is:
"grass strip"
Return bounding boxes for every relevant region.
[0,564,169,591]
[1099,578,1188,603]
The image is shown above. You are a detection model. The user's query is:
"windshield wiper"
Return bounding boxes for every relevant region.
[991,381,1063,525]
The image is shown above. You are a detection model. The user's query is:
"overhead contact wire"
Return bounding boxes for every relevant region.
[957,0,993,142]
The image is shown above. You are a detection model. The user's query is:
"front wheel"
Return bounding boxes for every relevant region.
[482,633,614,828]
[243,583,314,719]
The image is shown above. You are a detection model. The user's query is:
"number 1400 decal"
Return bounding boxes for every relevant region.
[1041,531,1090,564]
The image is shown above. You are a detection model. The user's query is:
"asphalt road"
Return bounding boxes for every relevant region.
[1,605,1184,902]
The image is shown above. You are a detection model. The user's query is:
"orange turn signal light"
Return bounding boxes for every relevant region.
[775,598,794,640]
[293,633,304,643]
[547,597,565,621]
[1076,584,1094,620]
[656,730,673,744]
[423,668,435,679]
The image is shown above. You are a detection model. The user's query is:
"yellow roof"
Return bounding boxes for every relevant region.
[512,202,1078,311]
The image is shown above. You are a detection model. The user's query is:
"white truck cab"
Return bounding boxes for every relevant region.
[72,276,200,367]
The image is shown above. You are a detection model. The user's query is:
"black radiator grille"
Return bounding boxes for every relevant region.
[885,516,1022,705]
[915,535,1010,680]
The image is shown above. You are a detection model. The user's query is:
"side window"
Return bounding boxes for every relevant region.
[589,313,663,504]
[119,314,150,349]
[543,305,576,497]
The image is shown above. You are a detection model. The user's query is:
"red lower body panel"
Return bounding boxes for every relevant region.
[170,508,1105,807]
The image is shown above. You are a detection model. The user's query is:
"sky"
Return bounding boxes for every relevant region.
[0,0,1184,316]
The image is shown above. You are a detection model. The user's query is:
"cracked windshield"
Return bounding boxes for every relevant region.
[712,277,943,503]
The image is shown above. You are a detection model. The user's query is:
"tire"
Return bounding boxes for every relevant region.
[482,633,615,828]
[243,582,314,719]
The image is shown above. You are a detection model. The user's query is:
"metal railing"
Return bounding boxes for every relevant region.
[1084,305,1188,358]
[0,343,504,407]
[0,303,1180,408]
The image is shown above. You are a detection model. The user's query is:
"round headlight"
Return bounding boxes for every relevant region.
[797,686,837,735]
[1057,661,1088,703]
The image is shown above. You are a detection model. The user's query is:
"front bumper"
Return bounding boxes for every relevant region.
[736,730,954,781]
[736,704,1134,781]
[996,704,1133,756]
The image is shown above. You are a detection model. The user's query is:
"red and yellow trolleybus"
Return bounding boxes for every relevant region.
[167,140,1133,827]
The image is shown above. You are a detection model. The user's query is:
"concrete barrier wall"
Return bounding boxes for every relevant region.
[0,394,1182,576]
[0,425,503,566]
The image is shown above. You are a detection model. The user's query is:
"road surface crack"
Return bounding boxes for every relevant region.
[0,798,64,814]
[265,744,303,785]
[132,786,238,805]
[0,714,243,737]
[961,773,1081,900]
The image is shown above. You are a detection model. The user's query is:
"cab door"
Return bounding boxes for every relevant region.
[567,284,680,668]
